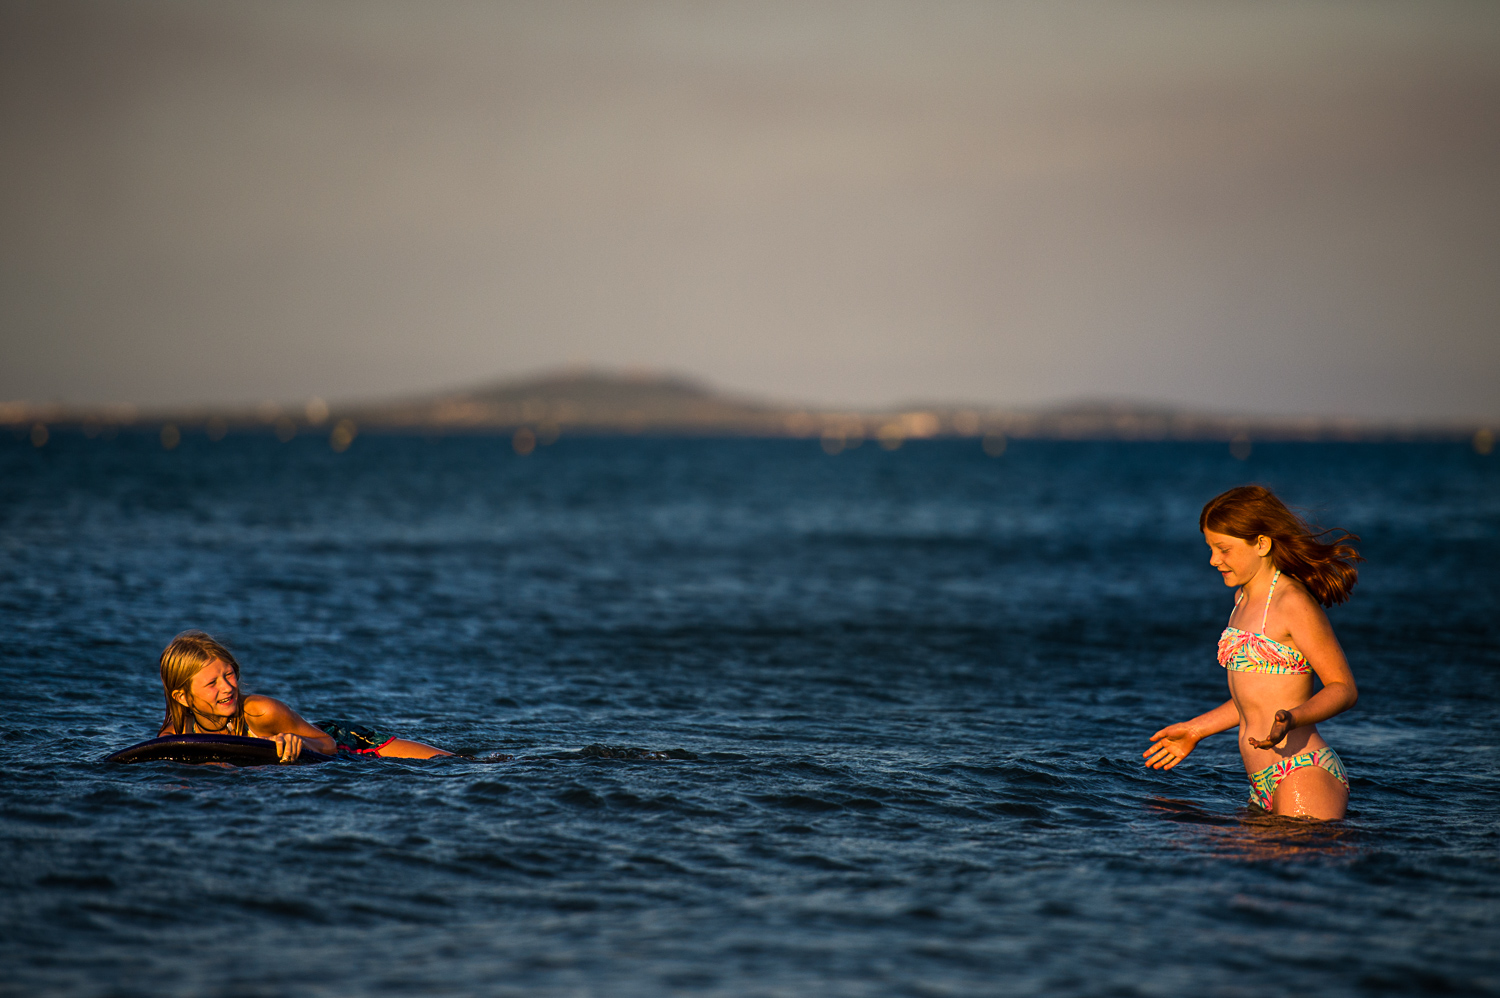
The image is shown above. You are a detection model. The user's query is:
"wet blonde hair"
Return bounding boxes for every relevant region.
[159,630,248,736]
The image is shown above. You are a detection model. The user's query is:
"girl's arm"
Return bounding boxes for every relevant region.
[1249,595,1358,749]
[1143,699,1239,770]
[243,695,337,762]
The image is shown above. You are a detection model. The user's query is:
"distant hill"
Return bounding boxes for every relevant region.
[2,369,1490,445]
[347,370,788,434]
[330,371,1491,442]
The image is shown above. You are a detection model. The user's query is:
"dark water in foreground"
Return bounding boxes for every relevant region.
[2,433,1497,997]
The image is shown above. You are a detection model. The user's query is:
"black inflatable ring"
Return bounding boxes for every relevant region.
[105,734,334,766]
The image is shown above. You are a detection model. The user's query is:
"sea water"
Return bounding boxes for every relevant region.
[1,432,1496,997]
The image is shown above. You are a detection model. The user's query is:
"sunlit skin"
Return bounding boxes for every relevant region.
[165,659,452,762]
[1142,530,1358,820]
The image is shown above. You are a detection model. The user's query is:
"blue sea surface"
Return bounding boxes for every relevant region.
[2,432,1497,997]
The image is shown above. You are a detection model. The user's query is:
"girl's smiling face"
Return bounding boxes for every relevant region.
[172,658,240,720]
[1204,529,1272,588]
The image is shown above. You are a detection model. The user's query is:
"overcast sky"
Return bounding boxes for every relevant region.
[2,0,1497,418]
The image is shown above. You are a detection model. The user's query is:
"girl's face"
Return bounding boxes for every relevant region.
[173,658,240,719]
[1204,529,1271,588]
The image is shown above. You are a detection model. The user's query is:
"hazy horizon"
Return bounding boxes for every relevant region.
[3,1,1498,419]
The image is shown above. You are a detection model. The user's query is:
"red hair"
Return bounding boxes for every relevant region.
[1199,485,1362,607]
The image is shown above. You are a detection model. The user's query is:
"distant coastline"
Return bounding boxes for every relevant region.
[3,369,1493,450]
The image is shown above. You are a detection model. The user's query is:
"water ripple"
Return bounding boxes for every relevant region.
[2,437,1497,996]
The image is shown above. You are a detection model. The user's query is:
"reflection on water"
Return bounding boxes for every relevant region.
[1149,796,1362,861]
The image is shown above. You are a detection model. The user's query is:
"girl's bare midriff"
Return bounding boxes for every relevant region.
[1228,670,1329,772]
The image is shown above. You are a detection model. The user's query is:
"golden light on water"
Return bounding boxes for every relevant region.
[877,424,904,450]
[512,427,537,456]
[1147,797,1358,861]
[819,417,865,455]
[30,423,48,447]
[305,398,329,426]
[329,419,357,453]
[1476,428,1495,455]
[900,412,940,438]
[160,424,180,450]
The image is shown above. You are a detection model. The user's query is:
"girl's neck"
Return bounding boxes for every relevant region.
[1238,562,1279,602]
[191,710,234,734]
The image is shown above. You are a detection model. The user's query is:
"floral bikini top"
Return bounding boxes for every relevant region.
[1217,569,1311,675]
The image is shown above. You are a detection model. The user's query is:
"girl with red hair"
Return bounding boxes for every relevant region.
[1144,485,1362,820]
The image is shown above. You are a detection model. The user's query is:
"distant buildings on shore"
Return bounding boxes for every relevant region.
[3,370,1493,448]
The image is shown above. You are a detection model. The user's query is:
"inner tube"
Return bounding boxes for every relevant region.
[104,734,334,766]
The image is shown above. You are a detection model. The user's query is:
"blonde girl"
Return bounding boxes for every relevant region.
[159,631,451,761]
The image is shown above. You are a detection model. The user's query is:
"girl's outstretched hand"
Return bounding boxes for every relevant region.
[270,732,304,764]
[1143,723,1201,770]
[1249,710,1294,749]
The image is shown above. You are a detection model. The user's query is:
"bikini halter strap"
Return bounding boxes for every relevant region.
[1261,568,1281,633]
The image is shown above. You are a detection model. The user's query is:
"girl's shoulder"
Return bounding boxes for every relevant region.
[1276,572,1320,607]
[242,694,293,719]
[241,694,303,739]
[1273,573,1330,629]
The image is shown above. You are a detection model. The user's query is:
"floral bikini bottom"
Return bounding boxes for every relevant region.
[1247,746,1349,812]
